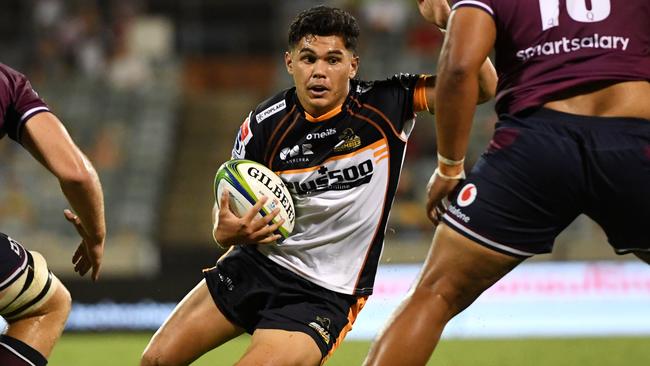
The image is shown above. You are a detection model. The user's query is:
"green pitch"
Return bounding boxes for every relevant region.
[49,333,650,365]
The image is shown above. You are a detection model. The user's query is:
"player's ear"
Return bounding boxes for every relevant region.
[285,51,294,75]
[349,55,359,79]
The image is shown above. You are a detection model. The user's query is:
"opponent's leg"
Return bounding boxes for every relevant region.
[364,224,524,366]
[236,329,321,366]
[141,279,244,366]
[2,276,71,363]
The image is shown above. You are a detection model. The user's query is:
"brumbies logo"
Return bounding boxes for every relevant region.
[333,128,361,152]
[457,183,477,207]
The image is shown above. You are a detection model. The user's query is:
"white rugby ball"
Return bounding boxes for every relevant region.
[214,159,295,241]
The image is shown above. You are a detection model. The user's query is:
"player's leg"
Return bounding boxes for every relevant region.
[236,329,321,366]
[0,233,71,366]
[364,224,523,366]
[140,279,245,366]
[2,276,71,364]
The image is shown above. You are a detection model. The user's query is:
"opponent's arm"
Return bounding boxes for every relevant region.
[21,112,106,280]
[417,0,452,29]
[426,7,496,223]
[419,2,497,113]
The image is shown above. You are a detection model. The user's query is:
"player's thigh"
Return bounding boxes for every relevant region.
[415,224,524,312]
[5,275,71,358]
[237,328,321,366]
[142,279,244,366]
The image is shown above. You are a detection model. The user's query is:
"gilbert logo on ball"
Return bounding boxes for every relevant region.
[457,183,477,207]
[214,159,295,241]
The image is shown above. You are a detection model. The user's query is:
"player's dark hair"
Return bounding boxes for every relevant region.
[288,6,360,53]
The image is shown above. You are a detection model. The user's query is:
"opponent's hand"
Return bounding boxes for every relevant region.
[214,190,285,247]
[64,209,104,281]
[417,0,451,29]
[425,170,462,226]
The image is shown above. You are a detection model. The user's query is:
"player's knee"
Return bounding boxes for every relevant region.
[141,342,175,366]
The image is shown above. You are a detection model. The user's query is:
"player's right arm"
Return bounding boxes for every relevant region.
[21,112,106,280]
[212,192,283,248]
[212,107,285,248]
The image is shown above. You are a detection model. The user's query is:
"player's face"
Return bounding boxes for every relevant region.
[285,35,358,117]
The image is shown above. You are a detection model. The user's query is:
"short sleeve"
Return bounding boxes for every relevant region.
[452,0,495,17]
[0,66,49,142]
[231,111,264,163]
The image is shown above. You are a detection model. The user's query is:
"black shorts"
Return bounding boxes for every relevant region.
[442,108,650,257]
[203,246,367,359]
[0,232,28,291]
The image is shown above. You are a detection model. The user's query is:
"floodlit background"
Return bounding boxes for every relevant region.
[0,0,648,364]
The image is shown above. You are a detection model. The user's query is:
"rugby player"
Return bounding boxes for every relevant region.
[365,0,650,365]
[141,5,495,366]
[0,63,106,366]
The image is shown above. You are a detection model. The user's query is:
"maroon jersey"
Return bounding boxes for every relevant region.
[452,0,650,114]
[0,63,49,142]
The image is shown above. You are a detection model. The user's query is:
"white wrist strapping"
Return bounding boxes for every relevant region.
[437,152,465,166]
[434,167,466,180]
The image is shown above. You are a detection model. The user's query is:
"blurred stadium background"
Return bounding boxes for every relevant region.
[0,0,649,365]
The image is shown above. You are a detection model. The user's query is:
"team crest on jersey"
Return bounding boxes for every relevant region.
[232,113,253,159]
[333,128,361,152]
[457,183,477,207]
[256,100,286,123]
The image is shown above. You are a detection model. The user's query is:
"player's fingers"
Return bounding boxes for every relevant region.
[426,199,437,223]
[72,244,84,264]
[244,196,268,221]
[265,217,285,234]
[249,209,279,233]
[75,258,90,276]
[258,234,282,245]
[220,190,230,210]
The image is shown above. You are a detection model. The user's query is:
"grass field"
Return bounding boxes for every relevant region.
[49,333,650,365]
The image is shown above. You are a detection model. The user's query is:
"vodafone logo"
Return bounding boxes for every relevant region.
[457,183,477,207]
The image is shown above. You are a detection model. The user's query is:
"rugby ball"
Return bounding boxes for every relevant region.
[214,159,295,240]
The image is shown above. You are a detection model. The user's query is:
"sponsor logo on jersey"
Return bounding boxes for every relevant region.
[255,100,286,123]
[279,143,313,164]
[306,128,336,140]
[448,204,470,223]
[308,316,332,345]
[285,159,374,195]
[516,33,630,61]
[457,183,477,207]
[333,128,361,152]
[232,113,253,159]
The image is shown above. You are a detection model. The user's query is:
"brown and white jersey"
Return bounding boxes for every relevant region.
[231,75,428,295]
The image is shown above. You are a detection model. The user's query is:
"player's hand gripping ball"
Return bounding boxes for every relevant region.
[214,159,296,241]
